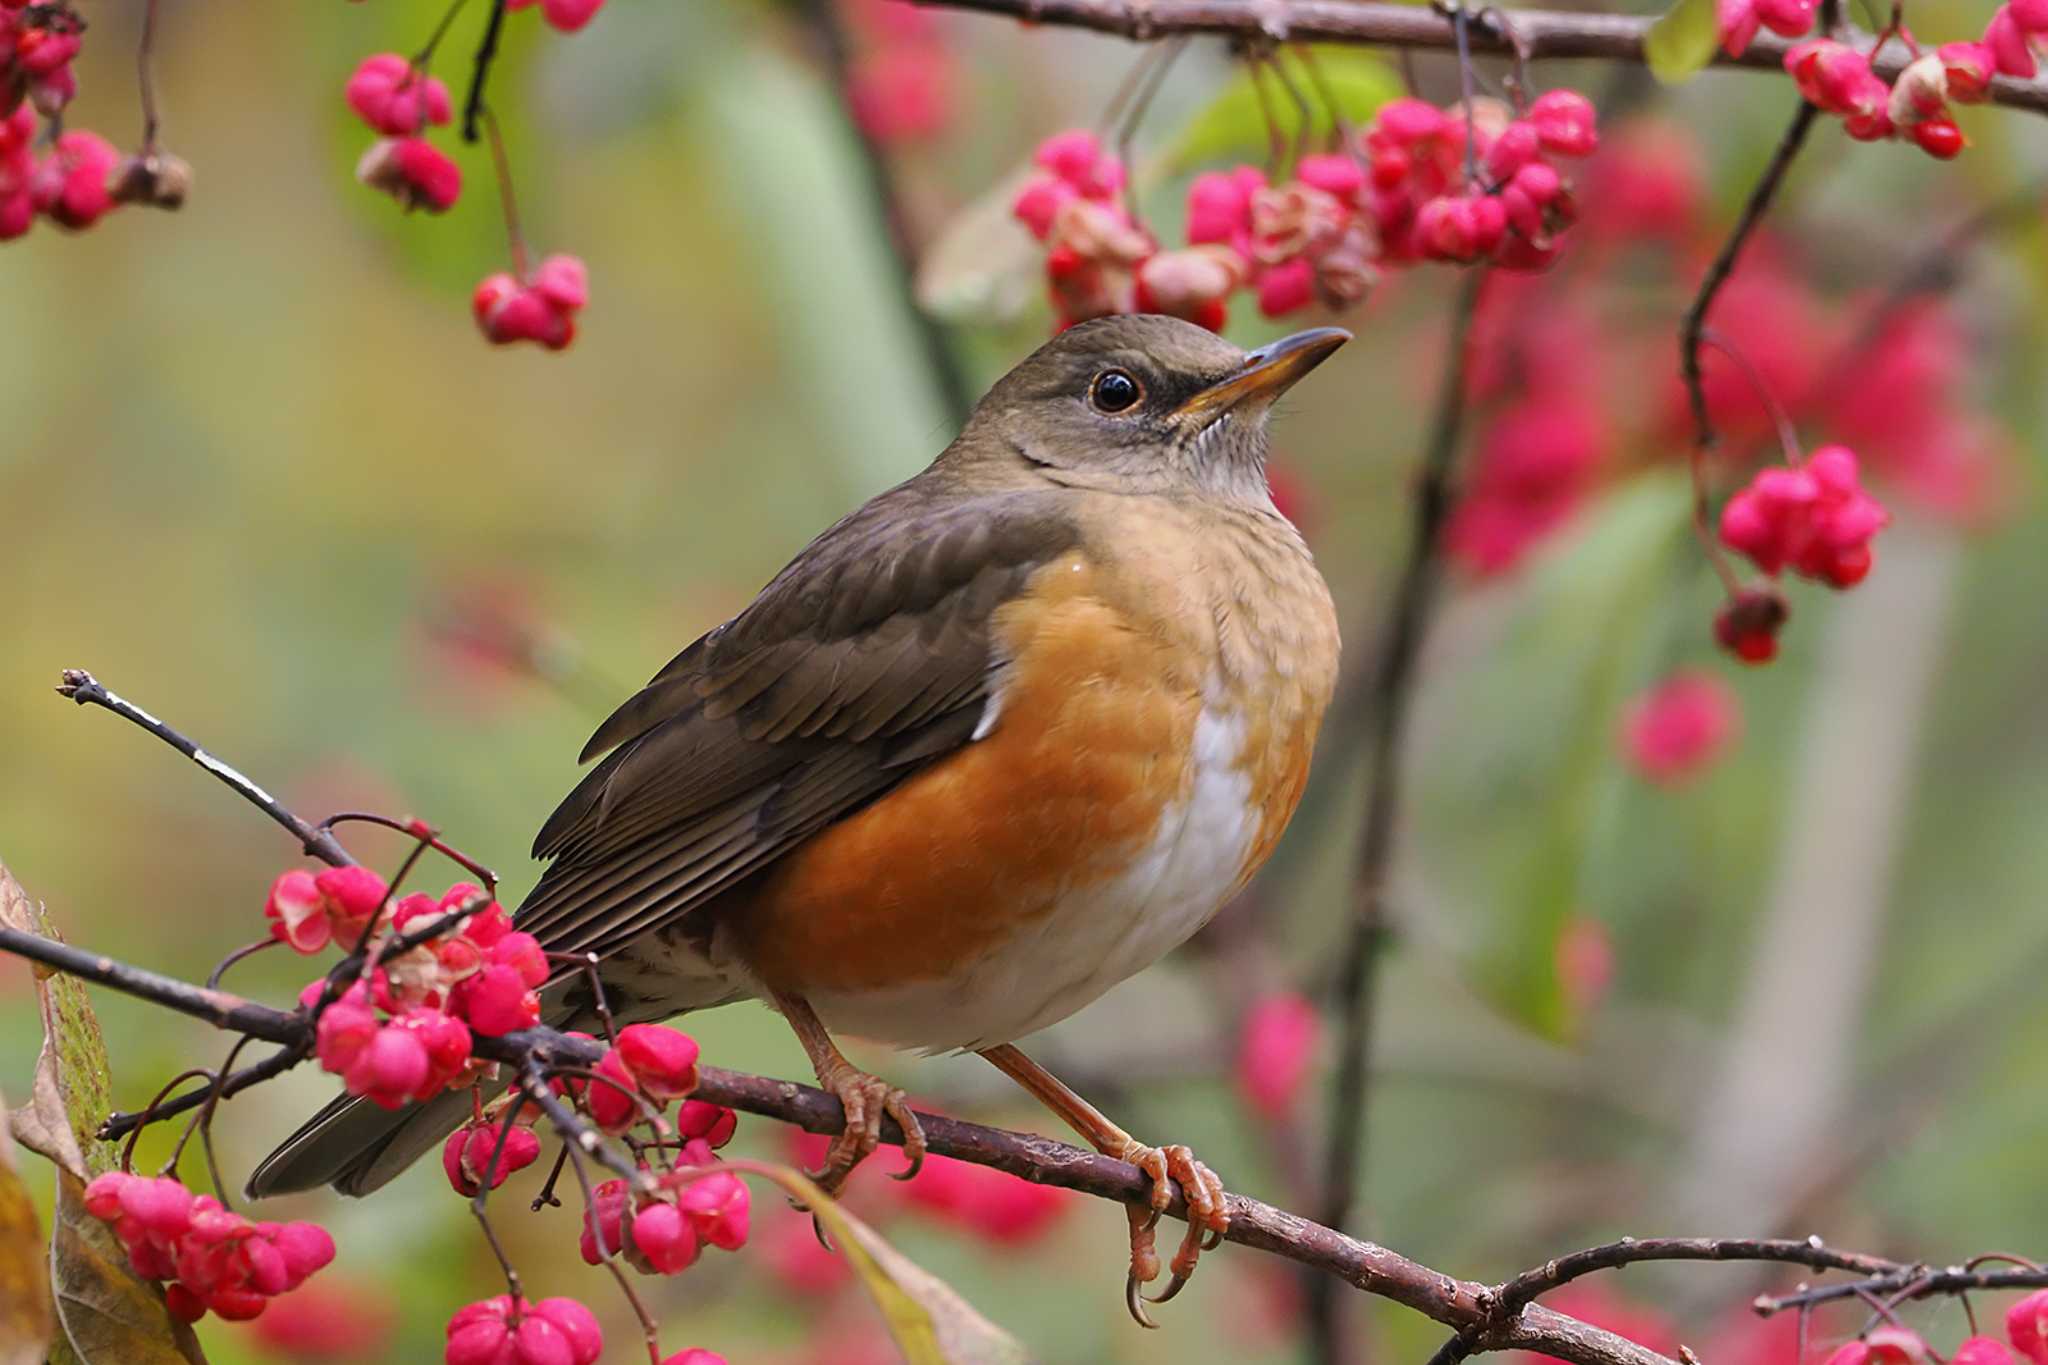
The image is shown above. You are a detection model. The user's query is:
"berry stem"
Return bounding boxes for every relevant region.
[135,0,161,151]
[1697,327,1804,465]
[479,106,531,281]
[1680,98,1820,452]
[413,0,474,70]
[316,811,500,895]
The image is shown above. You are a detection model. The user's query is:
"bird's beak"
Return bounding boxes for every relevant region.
[1173,327,1351,423]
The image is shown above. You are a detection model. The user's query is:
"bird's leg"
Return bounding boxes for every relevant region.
[773,991,926,1193]
[978,1043,1228,1325]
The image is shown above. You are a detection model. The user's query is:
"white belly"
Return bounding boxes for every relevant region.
[806,706,1259,1053]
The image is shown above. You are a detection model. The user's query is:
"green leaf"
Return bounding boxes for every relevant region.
[725,1159,1033,1365]
[0,1095,54,1365]
[1419,475,1693,1039]
[0,866,116,1182]
[1643,0,1723,84]
[1166,47,1400,172]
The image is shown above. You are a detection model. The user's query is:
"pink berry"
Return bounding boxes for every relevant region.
[629,1200,700,1275]
[1955,1339,2017,1365]
[678,1171,750,1251]
[265,869,329,953]
[616,1024,701,1100]
[1528,89,1599,156]
[345,54,454,135]
[1235,992,1321,1118]
[585,1048,647,1132]
[529,1298,603,1365]
[1621,671,1740,785]
[674,1100,738,1148]
[355,137,462,213]
[2009,1290,2048,1365]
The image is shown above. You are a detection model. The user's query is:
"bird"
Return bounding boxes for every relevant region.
[249,312,1346,1319]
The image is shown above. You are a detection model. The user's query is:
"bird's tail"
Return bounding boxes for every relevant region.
[244,1084,486,1199]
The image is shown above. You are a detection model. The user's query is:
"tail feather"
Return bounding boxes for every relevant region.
[245,1087,487,1200]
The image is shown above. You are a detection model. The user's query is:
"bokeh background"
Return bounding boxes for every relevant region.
[5,1,2048,1362]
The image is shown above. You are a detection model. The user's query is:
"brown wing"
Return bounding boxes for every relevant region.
[514,482,1080,962]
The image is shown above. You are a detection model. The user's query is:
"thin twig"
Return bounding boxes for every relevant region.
[55,670,356,868]
[1309,268,1488,1364]
[136,0,161,150]
[461,0,508,144]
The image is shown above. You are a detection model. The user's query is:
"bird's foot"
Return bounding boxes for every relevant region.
[809,1055,927,1195]
[1117,1141,1229,1328]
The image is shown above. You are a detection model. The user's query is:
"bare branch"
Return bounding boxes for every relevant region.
[55,669,357,868]
[909,0,2048,116]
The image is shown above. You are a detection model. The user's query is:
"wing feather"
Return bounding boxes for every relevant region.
[515,484,1080,962]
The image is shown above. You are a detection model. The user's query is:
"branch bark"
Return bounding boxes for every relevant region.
[910,0,2048,117]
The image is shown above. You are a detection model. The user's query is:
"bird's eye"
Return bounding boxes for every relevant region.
[1088,369,1142,414]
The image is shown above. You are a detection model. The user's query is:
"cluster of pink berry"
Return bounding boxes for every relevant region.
[580,1142,750,1275]
[1710,445,1889,663]
[341,14,595,350]
[445,1292,724,1365]
[1784,39,1988,158]
[1358,91,1598,270]
[1821,1297,2048,1365]
[442,1107,545,1196]
[474,256,589,350]
[1719,0,2012,158]
[1011,91,1597,333]
[1720,445,1890,588]
[267,868,547,1108]
[81,1171,335,1325]
[2,0,179,239]
[348,54,463,214]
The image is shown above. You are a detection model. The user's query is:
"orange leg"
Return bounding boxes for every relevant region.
[775,992,926,1193]
[980,1043,1228,1326]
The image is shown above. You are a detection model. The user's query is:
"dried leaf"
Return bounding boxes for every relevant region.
[732,1160,1033,1365]
[0,864,116,1181]
[1644,0,1722,84]
[49,1171,206,1365]
[0,1093,55,1365]
[913,168,1042,325]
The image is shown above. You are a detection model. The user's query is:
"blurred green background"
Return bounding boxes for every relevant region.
[5,1,2048,1362]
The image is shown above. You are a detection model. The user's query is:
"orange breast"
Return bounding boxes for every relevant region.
[730,553,1206,997]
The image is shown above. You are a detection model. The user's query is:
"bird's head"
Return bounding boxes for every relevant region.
[951,313,1349,504]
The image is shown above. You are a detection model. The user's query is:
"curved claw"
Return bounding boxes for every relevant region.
[1143,1271,1193,1306]
[1126,1270,1161,1329]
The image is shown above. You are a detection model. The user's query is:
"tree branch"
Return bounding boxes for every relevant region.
[910,0,2048,117]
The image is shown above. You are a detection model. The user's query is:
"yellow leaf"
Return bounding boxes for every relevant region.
[0,1094,55,1365]
[724,1159,1033,1365]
